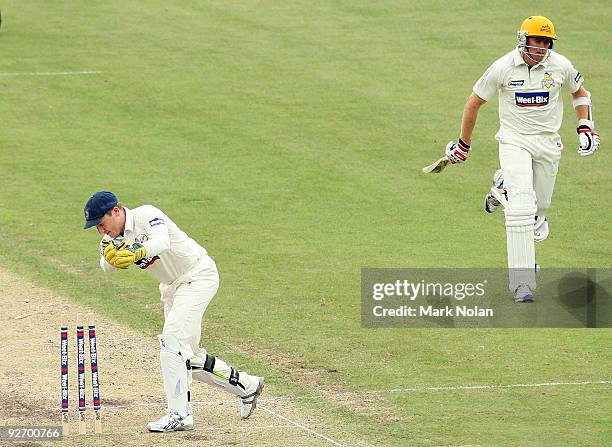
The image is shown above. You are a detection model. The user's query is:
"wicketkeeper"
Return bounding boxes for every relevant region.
[445,16,600,302]
[83,191,265,432]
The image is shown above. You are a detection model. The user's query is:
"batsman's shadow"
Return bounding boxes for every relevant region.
[554,271,612,327]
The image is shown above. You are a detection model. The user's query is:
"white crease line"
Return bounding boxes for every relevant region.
[81,401,346,445]
[259,405,346,447]
[0,70,101,77]
[45,400,231,412]
[80,424,296,437]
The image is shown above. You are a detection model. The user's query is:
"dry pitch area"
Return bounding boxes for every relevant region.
[0,268,365,447]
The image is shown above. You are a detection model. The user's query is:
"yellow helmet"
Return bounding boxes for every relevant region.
[519,16,557,40]
[517,16,557,61]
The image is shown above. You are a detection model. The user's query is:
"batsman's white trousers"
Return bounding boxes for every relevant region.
[160,255,219,360]
[497,130,562,290]
[497,130,563,219]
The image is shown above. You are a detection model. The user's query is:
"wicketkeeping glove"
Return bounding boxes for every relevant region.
[102,242,118,265]
[445,138,471,164]
[111,243,147,269]
[577,121,600,156]
[100,236,112,255]
[101,236,127,266]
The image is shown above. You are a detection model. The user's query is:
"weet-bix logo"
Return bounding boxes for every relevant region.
[508,79,524,87]
[515,92,549,107]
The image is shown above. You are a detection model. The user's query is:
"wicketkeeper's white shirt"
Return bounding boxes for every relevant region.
[473,48,583,136]
[99,206,209,285]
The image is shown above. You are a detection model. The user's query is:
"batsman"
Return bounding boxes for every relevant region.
[444,16,600,302]
[83,191,265,432]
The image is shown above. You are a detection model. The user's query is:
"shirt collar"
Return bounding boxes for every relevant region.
[513,48,526,66]
[123,206,134,237]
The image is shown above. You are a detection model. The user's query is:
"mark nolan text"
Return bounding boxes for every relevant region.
[373,305,493,317]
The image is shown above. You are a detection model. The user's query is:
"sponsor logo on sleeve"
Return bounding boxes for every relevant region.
[515,92,550,107]
[508,79,525,87]
[148,217,165,227]
[136,256,160,269]
[574,71,583,83]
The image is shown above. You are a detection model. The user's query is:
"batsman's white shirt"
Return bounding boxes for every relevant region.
[473,48,583,136]
[99,205,216,288]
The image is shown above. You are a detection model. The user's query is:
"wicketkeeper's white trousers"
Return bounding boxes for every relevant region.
[159,255,259,408]
[161,255,219,360]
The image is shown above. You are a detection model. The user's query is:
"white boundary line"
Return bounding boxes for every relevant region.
[259,405,346,447]
[0,70,101,77]
[289,379,612,399]
[380,380,612,394]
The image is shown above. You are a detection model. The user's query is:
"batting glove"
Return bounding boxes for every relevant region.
[111,243,147,269]
[577,120,599,156]
[445,138,471,164]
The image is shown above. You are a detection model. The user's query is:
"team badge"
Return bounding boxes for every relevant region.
[135,234,149,243]
[542,72,555,89]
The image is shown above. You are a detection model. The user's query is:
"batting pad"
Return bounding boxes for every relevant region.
[159,334,190,417]
[504,187,537,228]
[504,188,537,290]
[190,353,257,398]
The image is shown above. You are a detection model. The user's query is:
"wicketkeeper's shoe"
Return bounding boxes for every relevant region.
[514,284,534,303]
[147,410,194,432]
[484,169,507,213]
[240,377,265,419]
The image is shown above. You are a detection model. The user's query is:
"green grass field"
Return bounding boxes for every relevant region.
[0,1,610,445]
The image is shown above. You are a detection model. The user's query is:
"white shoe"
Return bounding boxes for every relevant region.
[240,377,265,418]
[484,191,502,213]
[484,169,507,213]
[514,284,534,303]
[147,410,194,432]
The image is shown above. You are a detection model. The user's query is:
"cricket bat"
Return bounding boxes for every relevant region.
[422,156,450,174]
